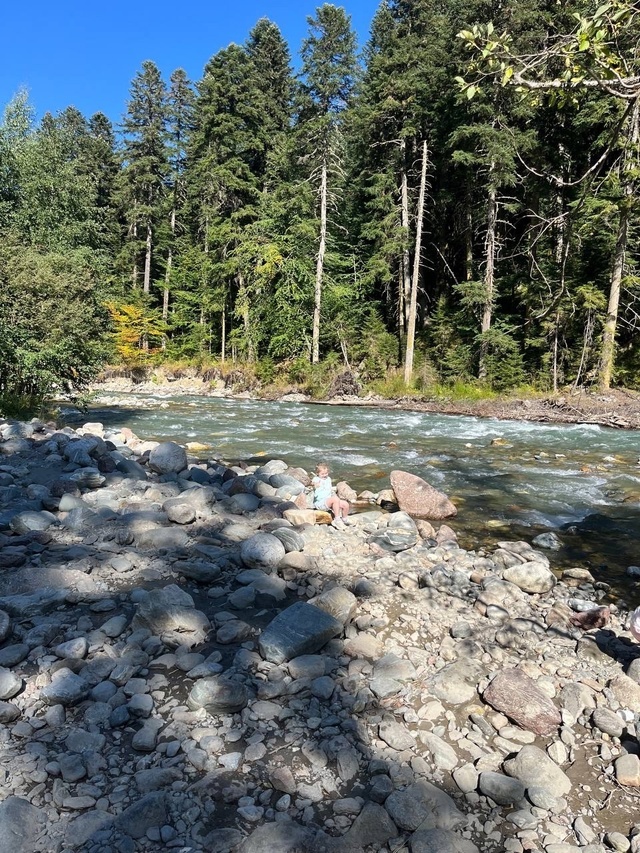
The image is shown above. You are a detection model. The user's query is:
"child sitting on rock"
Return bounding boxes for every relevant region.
[312,462,350,529]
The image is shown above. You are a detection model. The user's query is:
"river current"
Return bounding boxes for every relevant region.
[78,394,640,599]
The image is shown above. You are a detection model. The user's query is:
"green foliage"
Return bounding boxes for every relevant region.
[0,242,108,399]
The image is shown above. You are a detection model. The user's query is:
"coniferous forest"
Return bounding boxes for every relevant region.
[1,0,639,409]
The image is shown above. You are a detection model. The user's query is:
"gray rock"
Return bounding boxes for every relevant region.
[311,586,357,625]
[0,702,20,723]
[135,768,182,794]
[148,442,187,474]
[0,644,29,667]
[270,527,305,552]
[115,791,168,839]
[532,532,562,550]
[133,585,209,647]
[503,562,557,594]
[379,719,415,751]
[419,732,458,771]
[479,771,526,805]
[187,676,249,713]
[203,828,244,853]
[41,668,89,706]
[429,659,483,706]
[373,528,419,552]
[53,638,88,660]
[343,802,397,848]
[240,534,286,572]
[165,502,196,524]
[258,602,342,664]
[135,526,191,550]
[503,745,571,797]
[0,669,22,700]
[0,797,45,853]
[0,612,12,643]
[9,510,57,534]
[238,821,315,853]
[410,829,480,853]
[385,781,464,832]
[116,458,148,480]
[64,810,113,849]
[174,561,221,583]
[592,707,624,737]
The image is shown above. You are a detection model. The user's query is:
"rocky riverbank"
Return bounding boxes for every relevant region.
[1,417,640,853]
[87,377,640,431]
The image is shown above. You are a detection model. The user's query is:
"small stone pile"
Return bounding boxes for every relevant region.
[0,416,639,853]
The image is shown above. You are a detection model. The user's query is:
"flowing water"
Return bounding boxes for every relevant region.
[77,394,640,599]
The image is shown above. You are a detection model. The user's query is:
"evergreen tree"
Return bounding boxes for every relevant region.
[298,3,357,364]
[119,60,168,295]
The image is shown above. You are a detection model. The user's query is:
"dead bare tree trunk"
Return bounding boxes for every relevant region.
[312,158,328,365]
[478,166,497,381]
[400,139,411,333]
[404,139,428,385]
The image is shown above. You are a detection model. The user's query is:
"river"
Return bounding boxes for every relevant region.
[75,393,640,600]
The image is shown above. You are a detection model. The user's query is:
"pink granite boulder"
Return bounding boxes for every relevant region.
[390,470,457,520]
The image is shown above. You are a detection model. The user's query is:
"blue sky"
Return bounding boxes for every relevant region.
[2,0,379,124]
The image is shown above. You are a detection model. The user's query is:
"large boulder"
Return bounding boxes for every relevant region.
[148,442,187,474]
[483,668,561,736]
[258,602,342,664]
[240,534,286,572]
[390,471,457,520]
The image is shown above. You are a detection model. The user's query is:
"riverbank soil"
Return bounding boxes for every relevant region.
[2,417,640,851]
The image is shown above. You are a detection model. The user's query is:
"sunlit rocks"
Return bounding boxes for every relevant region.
[258,602,342,664]
[187,676,249,713]
[148,441,187,474]
[503,745,571,797]
[390,470,457,520]
[240,533,286,572]
[503,561,557,594]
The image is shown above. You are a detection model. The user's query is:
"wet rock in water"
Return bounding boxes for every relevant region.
[0,796,45,853]
[503,561,556,594]
[148,441,187,474]
[482,668,561,735]
[240,533,286,572]
[258,602,342,664]
[533,531,562,550]
[187,675,249,712]
[503,745,571,797]
[390,470,457,520]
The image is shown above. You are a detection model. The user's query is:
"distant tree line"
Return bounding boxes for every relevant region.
[1,0,639,406]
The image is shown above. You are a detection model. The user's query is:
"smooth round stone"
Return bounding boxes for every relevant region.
[53,638,88,660]
[0,644,30,667]
[187,677,249,713]
[240,534,286,572]
[592,708,624,737]
[166,503,196,524]
[269,528,305,553]
[0,668,23,700]
[0,701,20,723]
[148,442,187,474]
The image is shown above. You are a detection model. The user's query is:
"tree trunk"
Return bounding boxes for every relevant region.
[597,101,639,390]
[143,223,152,295]
[597,199,628,390]
[478,170,497,381]
[312,158,328,365]
[131,203,138,289]
[221,301,226,363]
[163,207,176,329]
[465,205,474,282]
[404,139,428,385]
[400,140,411,332]
[238,273,254,362]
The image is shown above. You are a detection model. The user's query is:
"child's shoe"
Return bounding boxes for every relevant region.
[331,517,346,530]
